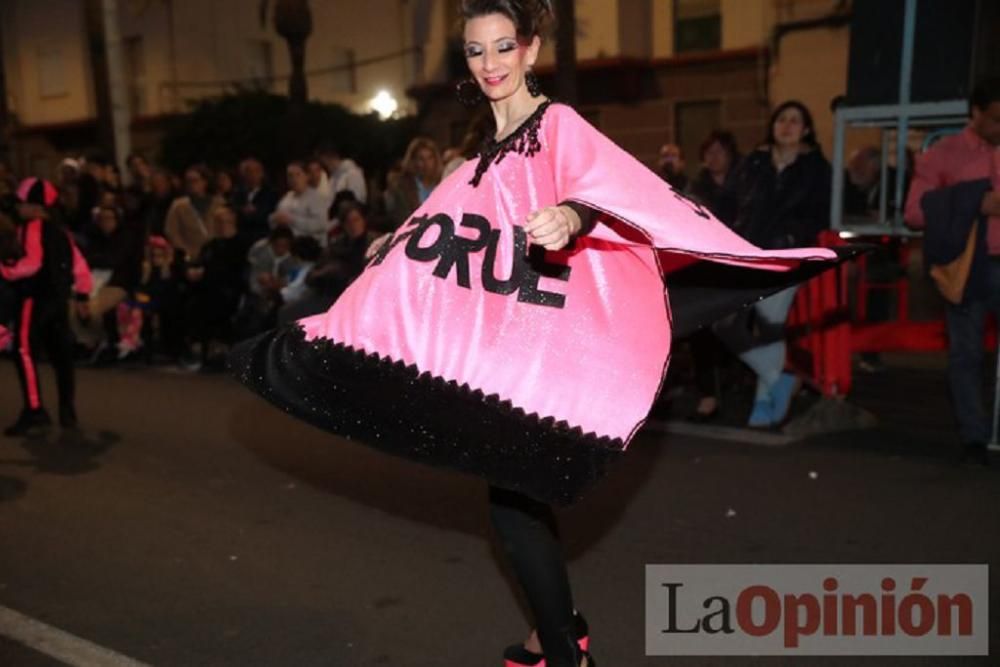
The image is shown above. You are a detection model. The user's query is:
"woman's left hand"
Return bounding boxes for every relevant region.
[524,205,582,251]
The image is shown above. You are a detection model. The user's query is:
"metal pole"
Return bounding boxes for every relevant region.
[101,0,131,169]
[879,129,890,224]
[166,0,179,112]
[831,109,846,230]
[991,349,1000,446]
[894,0,917,231]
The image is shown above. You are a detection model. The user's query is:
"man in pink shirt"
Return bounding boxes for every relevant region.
[905,77,1000,464]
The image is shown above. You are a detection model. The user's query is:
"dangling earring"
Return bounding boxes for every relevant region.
[456,78,485,107]
[526,70,542,97]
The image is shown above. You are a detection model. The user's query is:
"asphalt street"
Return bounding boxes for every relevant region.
[0,357,997,666]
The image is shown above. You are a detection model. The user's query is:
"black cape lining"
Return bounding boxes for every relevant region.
[228,325,625,506]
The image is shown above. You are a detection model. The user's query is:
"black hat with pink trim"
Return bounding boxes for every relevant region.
[16,177,59,208]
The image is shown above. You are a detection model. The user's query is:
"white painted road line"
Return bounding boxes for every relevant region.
[0,605,153,667]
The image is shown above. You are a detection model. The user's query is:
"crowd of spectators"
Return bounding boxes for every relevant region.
[0,136,446,371]
[0,99,891,419]
[0,93,942,431]
[5,78,1000,459]
[663,99,899,428]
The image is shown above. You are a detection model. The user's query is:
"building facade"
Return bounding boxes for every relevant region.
[417,0,855,172]
[1,0,419,176]
[1,0,855,178]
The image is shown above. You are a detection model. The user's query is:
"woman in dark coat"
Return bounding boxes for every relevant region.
[715,100,832,428]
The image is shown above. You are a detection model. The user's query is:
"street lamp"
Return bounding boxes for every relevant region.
[370,90,398,120]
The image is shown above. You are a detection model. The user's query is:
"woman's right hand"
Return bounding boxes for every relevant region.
[365,233,393,260]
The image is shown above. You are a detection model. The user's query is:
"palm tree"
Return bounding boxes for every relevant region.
[259,0,313,107]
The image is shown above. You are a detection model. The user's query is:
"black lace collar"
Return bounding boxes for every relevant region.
[469,99,554,187]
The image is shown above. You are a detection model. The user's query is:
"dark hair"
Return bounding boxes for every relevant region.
[315,143,342,159]
[459,109,494,158]
[328,189,359,221]
[215,202,237,217]
[699,130,740,162]
[85,152,110,167]
[338,200,367,221]
[461,0,554,41]
[185,163,213,186]
[291,235,322,262]
[0,206,20,261]
[970,76,1000,112]
[0,193,18,218]
[269,226,295,243]
[96,205,121,225]
[765,100,818,148]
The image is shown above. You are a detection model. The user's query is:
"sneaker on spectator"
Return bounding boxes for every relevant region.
[93,344,120,367]
[770,372,801,425]
[87,341,110,366]
[857,352,886,374]
[747,398,774,428]
[179,347,202,372]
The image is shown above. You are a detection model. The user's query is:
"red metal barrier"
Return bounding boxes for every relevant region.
[787,231,853,397]
[787,233,996,397]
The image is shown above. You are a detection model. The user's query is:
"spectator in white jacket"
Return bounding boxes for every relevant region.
[317,145,367,204]
[269,161,330,247]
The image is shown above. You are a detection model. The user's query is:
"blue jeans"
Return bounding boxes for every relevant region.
[945,259,1000,444]
[714,286,799,402]
[741,287,799,402]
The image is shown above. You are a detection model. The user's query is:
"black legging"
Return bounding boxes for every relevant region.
[489,485,581,666]
[11,294,75,418]
[690,328,722,400]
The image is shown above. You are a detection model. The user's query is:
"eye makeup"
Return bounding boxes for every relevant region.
[463,38,520,59]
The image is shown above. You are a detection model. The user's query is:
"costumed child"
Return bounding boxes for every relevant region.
[1,179,92,436]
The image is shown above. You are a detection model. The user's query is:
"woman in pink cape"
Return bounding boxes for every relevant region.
[230,2,840,664]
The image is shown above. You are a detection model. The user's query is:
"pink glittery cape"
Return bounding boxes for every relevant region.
[297,103,836,446]
[230,101,843,503]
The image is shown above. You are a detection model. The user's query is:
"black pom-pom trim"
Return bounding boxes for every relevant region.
[470,100,553,188]
[229,324,625,506]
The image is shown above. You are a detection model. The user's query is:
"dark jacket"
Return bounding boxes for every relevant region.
[1,218,90,301]
[921,178,992,303]
[233,184,280,246]
[83,225,142,291]
[842,166,907,218]
[194,235,247,300]
[306,231,377,297]
[687,167,740,227]
[142,192,177,238]
[730,147,832,249]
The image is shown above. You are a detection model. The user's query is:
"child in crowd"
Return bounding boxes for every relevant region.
[123,235,183,362]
